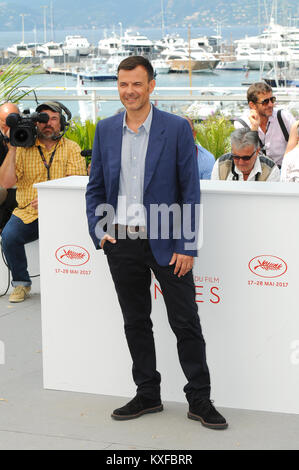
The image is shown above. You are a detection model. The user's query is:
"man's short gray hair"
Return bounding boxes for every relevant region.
[230,128,259,151]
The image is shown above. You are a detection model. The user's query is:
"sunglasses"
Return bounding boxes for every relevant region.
[232,150,257,161]
[256,96,276,106]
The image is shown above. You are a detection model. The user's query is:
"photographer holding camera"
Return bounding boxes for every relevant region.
[0,103,19,233]
[0,101,87,303]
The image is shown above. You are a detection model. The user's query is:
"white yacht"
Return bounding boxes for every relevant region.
[155,34,186,52]
[121,29,154,55]
[7,43,33,57]
[63,35,91,56]
[98,34,121,55]
[236,45,291,71]
[151,58,170,74]
[288,46,299,69]
[190,37,214,53]
[163,47,219,72]
[106,49,134,73]
[74,58,117,82]
[216,59,247,71]
[37,41,63,57]
[235,18,299,57]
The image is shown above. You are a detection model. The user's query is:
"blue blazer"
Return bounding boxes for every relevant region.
[85,106,200,266]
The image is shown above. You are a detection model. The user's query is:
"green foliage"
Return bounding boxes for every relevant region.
[65,114,234,167]
[194,114,234,159]
[65,119,100,166]
[0,58,40,104]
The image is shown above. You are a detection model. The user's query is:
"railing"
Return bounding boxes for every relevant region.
[19,86,299,123]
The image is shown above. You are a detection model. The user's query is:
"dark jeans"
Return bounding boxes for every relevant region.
[1,214,39,287]
[104,236,211,403]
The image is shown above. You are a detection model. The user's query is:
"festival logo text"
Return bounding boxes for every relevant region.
[55,245,90,267]
[248,255,287,279]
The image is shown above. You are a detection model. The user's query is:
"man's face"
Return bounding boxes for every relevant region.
[37,109,61,140]
[250,91,275,119]
[117,65,155,113]
[232,144,258,177]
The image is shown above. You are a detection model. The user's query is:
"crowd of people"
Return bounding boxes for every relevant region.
[0,56,298,431]
[181,81,298,183]
[212,82,298,182]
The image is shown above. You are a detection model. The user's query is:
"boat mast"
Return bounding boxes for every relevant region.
[270,0,278,24]
[41,5,48,43]
[161,0,165,38]
[50,1,54,42]
[258,0,261,35]
[19,13,28,44]
[263,0,269,26]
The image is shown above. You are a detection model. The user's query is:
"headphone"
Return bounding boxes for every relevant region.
[52,101,72,133]
[36,101,72,139]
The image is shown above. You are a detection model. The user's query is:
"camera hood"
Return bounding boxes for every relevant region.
[6,113,20,128]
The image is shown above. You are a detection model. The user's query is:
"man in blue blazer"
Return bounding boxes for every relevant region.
[86,56,227,430]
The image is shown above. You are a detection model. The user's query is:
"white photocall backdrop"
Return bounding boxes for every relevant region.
[36,177,299,414]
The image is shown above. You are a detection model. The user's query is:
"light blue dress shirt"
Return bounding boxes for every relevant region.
[115,106,153,226]
[196,144,215,180]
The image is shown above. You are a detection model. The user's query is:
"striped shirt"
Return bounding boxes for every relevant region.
[14,137,86,224]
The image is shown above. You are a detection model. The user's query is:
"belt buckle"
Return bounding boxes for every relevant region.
[127,225,137,234]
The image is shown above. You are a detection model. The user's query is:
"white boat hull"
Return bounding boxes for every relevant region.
[216,60,247,71]
[167,59,219,72]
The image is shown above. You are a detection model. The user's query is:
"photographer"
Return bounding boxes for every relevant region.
[0,103,19,233]
[0,101,87,303]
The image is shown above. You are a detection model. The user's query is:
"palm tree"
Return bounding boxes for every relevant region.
[0,58,40,104]
[195,114,234,159]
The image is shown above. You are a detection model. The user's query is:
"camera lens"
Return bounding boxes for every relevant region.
[14,129,29,144]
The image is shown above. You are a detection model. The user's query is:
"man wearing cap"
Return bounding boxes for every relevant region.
[0,101,86,303]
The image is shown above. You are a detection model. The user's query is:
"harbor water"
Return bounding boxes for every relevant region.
[0,25,285,120]
[18,68,262,120]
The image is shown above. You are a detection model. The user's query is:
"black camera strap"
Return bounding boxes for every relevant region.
[37,143,59,181]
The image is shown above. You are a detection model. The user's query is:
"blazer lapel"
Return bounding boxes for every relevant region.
[144,108,166,194]
[107,114,123,200]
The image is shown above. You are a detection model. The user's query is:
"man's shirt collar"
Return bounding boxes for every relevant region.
[234,155,262,179]
[35,137,63,150]
[123,104,153,135]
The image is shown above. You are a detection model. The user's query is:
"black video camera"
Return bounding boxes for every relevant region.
[0,130,9,147]
[6,110,49,147]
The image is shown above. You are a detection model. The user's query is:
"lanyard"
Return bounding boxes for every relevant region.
[37,143,59,181]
